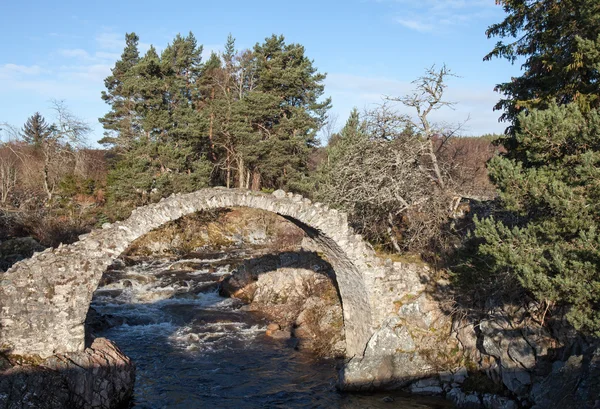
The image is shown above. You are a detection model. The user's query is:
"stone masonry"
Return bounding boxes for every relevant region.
[0,188,396,360]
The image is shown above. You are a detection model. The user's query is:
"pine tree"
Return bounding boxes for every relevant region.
[102,34,211,213]
[471,0,600,335]
[99,32,140,150]
[241,34,331,192]
[322,107,363,168]
[223,33,236,68]
[21,112,52,146]
[485,0,600,137]
[474,104,600,335]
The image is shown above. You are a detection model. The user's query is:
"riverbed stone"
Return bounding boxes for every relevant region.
[479,312,537,395]
[409,378,443,395]
[482,394,518,409]
[529,346,600,409]
[0,338,134,409]
[447,388,482,408]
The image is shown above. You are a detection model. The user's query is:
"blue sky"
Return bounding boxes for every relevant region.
[0,0,520,145]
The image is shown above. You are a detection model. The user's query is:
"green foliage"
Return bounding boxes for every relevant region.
[100,32,330,205]
[58,174,97,198]
[485,0,600,135]
[21,112,52,147]
[106,140,211,215]
[234,35,330,192]
[99,33,140,150]
[101,33,211,208]
[461,0,600,337]
[474,104,600,335]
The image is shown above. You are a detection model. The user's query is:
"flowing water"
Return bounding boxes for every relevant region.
[91,251,453,409]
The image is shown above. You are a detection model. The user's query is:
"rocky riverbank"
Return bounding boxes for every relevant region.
[0,338,135,409]
[340,257,600,408]
[220,251,346,357]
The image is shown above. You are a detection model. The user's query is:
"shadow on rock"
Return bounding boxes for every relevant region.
[0,338,135,409]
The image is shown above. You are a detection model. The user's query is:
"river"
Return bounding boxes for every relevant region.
[91,251,453,409]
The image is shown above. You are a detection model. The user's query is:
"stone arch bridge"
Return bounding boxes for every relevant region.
[0,188,393,359]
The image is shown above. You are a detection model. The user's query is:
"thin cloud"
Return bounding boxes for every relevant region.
[58,48,120,63]
[396,19,434,32]
[0,64,43,76]
[96,31,124,51]
[59,48,91,59]
[379,0,500,32]
[95,51,120,61]
[58,64,112,82]
[325,72,505,136]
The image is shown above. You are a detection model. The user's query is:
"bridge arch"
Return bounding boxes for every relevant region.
[0,189,386,358]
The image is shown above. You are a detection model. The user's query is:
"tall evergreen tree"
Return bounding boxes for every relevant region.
[223,33,236,68]
[485,0,600,138]
[472,1,600,335]
[21,112,52,146]
[241,35,331,192]
[102,34,211,213]
[99,32,140,150]
[321,107,363,168]
[474,104,600,335]
[160,33,205,145]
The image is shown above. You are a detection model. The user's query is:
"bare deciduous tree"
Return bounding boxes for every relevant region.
[319,65,495,254]
[0,124,25,207]
[318,102,432,252]
[387,64,458,190]
[39,100,91,201]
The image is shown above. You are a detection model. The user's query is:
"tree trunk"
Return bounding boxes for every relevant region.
[43,162,52,202]
[387,212,402,254]
[251,170,261,191]
[208,88,217,161]
[238,157,245,189]
[428,139,445,190]
[226,151,231,189]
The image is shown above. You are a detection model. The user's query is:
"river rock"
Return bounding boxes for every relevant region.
[479,310,537,395]
[340,351,437,390]
[85,307,126,334]
[529,346,600,409]
[268,329,292,340]
[409,378,443,395]
[482,394,518,409]
[266,323,280,331]
[222,254,345,357]
[446,388,482,408]
[293,296,345,356]
[0,337,135,409]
